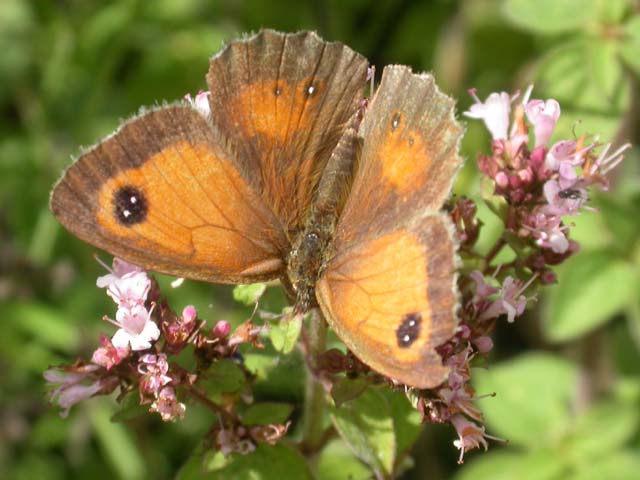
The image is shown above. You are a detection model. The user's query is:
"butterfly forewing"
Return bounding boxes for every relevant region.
[51,106,288,283]
[206,29,369,236]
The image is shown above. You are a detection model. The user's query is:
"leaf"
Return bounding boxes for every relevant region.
[543,249,636,342]
[330,388,396,478]
[110,391,148,423]
[199,359,246,397]
[89,402,146,480]
[620,15,640,75]
[208,444,313,480]
[241,402,293,426]
[2,301,81,352]
[567,451,640,480]
[454,449,566,480]
[314,439,373,480]
[595,0,631,23]
[330,376,371,407]
[269,312,303,354]
[502,0,598,34]
[233,283,267,306]
[473,352,579,447]
[383,390,423,462]
[595,193,640,253]
[535,39,630,141]
[566,400,639,461]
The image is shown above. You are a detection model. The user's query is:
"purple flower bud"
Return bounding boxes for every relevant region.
[213,320,231,339]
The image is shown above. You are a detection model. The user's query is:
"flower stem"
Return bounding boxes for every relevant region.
[301,308,327,452]
[483,236,507,272]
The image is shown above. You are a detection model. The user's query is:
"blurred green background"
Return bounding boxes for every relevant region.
[1,0,639,479]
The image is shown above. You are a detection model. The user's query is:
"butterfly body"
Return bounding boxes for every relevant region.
[51,30,463,389]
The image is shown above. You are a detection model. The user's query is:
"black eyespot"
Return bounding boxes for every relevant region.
[391,112,401,130]
[396,312,421,348]
[274,85,282,96]
[113,185,147,226]
[306,84,316,96]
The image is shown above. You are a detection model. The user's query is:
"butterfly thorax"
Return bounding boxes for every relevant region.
[287,223,333,313]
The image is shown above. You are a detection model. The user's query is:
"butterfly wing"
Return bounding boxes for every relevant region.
[206,29,369,236]
[316,66,463,388]
[51,105,288,284]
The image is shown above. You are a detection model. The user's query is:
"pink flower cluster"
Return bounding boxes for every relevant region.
[417,86,630,462]
[465,86,630,259]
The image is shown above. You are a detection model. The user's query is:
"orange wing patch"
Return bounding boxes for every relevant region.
[51,106,288,284]
[378,116,430,195]
[317,213,459,389]
[232,77,324,142]
[94,140,285,279]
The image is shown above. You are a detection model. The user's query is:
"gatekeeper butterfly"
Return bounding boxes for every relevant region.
[50,30,463,388]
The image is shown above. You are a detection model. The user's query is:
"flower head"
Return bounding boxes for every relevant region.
[464,89,515,140]
[44,363,118,417]
[138,353,172,399]
[150,386,185,422]
[92,334,129,370]
[111,304,160,351]
[184,90,211,119]
[524,98,560,147]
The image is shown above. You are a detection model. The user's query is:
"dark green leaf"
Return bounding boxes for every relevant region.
[89,402,146,480]
[200,359,247,396]
[241,402,293,426]
[330,376,371,407]
[110,391,148,423]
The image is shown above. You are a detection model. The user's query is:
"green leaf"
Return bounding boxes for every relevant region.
[566,400,639,461]
[595,193,640,253]
[241,402,293,426]
[2,301,80,352]
[208,444,313,480]
[233,283,267,306]
[595,0,631,24]
[314,439,372,480]
[502,0,598,34]
[199,359,246,397]
[473,352,579,447]
[543,250,637,342]
[567,451,640,480]
[330,376,371,407]
[383,390,423,460]
[110,391,148,423]
[330,388,396,478]
[89,402,146,480]
[535,39,630,141]
[621,15,640,75]
[269,312,303,354]
[454,449,567,480]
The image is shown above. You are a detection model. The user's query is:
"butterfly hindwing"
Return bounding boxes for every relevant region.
[316,66,463,388]
[317,211,459,388]
[51,105,288,283]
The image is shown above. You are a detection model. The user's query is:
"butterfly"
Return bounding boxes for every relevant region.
[50,30,463,389]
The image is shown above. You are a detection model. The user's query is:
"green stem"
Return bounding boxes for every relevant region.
[302,309,327,452]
